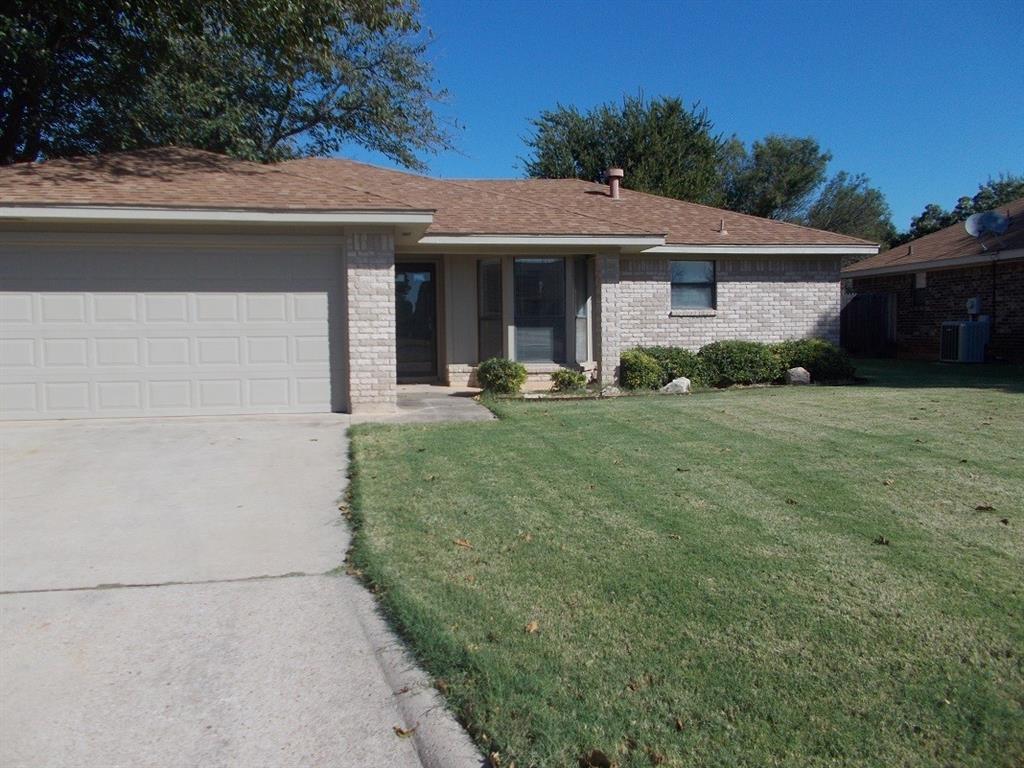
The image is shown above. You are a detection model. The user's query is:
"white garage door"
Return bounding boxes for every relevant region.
[0,236,346,419]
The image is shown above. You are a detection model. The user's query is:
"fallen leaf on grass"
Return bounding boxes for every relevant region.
[883,479,894,487]
[579,749,612,768]
[785,498,798,505]
[1000,518,1009,526]
[435,678,449,694]
[393,724,417,738]
[525,620,540,634]
[667,533,681,540]
[873,535,890,546]
[454,538,473,549]
[674,717,685,731]
[975,504,995,512]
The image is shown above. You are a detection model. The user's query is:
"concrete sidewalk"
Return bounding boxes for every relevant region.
[0,416,480,768]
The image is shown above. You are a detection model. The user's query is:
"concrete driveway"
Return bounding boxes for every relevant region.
[0,416,478,768]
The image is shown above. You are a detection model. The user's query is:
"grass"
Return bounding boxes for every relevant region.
[348,360,1024,767]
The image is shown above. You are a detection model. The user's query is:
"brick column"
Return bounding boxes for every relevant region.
[344,230,397,413]
[595,253,621,386]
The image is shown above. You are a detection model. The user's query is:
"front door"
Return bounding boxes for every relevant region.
[395,263,438,380]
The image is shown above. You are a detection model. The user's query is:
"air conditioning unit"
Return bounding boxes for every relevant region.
[940,317,990,363]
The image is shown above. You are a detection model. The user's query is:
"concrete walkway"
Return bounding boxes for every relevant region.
[0,416,480,768]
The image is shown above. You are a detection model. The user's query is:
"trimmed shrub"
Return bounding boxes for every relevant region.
[697,340,783,387]
[620,349,663,390]
[550,368,588,393]
[477,357,527,394]
[770,338,856,382]
[638,346,704,387]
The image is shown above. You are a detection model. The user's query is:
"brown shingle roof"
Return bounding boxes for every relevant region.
[0,147,419,211]
[283,158,657,237]
[0,148,877,247]
[288,158,871,245]
[456,178,873,246]
[843,197,1024,275]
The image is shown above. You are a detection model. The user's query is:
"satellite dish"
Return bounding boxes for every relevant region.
[965,210,1010,238]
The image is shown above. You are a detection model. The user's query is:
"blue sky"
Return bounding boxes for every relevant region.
[343,0,1024,230]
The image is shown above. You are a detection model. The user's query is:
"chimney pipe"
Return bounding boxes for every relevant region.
[606,167,624,200]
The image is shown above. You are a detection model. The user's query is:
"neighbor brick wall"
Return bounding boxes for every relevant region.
[344,230,397,413]
[616,256,842,352]
[851,259,1024,362]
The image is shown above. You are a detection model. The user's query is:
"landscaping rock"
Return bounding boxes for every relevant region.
[785,367,811,385]
[600,385,621,397]
[660,376,691,394]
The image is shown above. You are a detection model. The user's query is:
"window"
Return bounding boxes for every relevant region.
[671,260,716,310]
[574,257,591,363]
[478,258,503,360]
[514,258,565,362]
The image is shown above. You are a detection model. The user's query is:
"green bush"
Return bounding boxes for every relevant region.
[638,346,704,386]
[697,340,783,387]
[550,368,588,392]
[620,349,663,390]
[770,338,856,382]
[477,357,528,394]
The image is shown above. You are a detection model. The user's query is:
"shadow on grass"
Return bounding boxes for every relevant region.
[855,358,1024,392]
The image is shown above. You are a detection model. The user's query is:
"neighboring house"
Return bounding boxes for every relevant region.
[843,197,1023,362]
[0,148,876,419]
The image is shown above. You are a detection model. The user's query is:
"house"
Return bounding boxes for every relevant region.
[843,197,1023,362]
[0,148,876,419]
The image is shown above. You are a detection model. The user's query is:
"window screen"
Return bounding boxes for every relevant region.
[514,258,566,363]
[478,258,503,360]
[671,260,716,310]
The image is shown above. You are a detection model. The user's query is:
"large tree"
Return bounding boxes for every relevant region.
[895,174,1024,243]
[805,172,896,244]
[0,0,450,166]
[523,95,726,205]
[723,135,831,220]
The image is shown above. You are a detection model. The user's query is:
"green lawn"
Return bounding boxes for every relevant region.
[348,361,1024,767]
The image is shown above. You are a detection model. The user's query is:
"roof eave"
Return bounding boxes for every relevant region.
[843,247,1024,278]
[0,204,434,227]
[646,243,879,256]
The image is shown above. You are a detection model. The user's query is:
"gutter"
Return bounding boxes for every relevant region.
[645,243,879,256]
[0,205,435,227]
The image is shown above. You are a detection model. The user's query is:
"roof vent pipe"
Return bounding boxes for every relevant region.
[606,167,624,200]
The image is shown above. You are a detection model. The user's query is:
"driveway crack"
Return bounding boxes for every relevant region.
[0,570,327,595]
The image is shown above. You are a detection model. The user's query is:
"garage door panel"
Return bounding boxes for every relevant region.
[0,242,346,419]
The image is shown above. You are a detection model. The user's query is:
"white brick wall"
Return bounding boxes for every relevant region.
[344,230,397,413]
[594,254,621,385]
[616,256,842,352]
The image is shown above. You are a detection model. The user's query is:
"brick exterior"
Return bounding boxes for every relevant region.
[594,254,622,385]
[615,256,842,352]
[851,259,1024,362]
[344,230,397,413]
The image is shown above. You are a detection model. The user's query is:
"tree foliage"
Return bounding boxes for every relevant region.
[0,0,450,166]
[895,174,1024,243]
[523,95,726,205]
[723,135,831,220]
[524,96,894,244]
[805,171,896,244]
